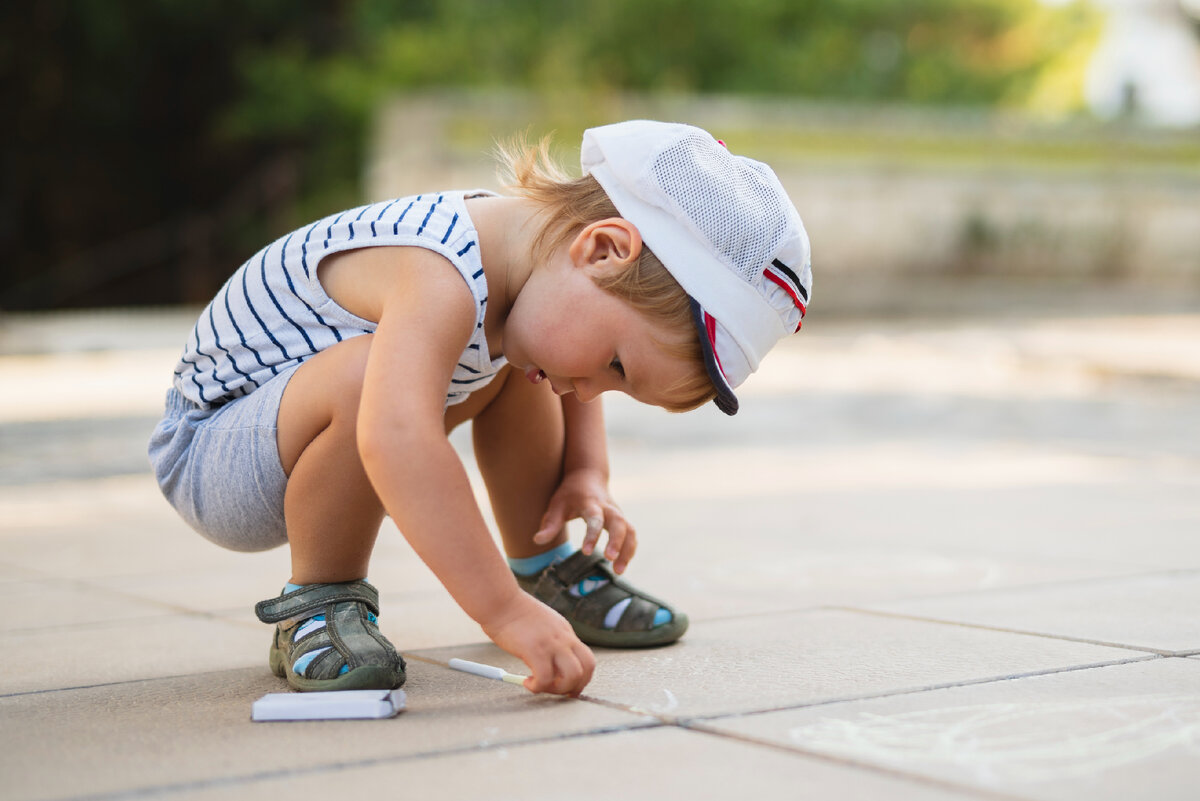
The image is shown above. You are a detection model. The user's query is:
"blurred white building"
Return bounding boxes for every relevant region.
[1084,0,1200,126]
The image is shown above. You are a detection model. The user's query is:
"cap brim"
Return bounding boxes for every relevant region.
[689,298,739,416]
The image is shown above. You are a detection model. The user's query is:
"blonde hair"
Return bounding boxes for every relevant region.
[496,135,716,412]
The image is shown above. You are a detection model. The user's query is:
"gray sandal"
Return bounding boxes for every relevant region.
[515,550,688,648]
[254,580,406,692]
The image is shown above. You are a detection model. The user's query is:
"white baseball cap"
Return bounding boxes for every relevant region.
[581,120,812,415]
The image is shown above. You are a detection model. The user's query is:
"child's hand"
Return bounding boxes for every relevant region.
[481,592,595,695]
[532,468,637,574]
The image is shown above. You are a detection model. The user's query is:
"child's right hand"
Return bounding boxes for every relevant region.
[480,592,595,695]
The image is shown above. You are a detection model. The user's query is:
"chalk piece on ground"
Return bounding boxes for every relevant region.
[251,688,406,721]
[448,657,528,686]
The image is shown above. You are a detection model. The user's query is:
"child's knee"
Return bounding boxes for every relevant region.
[278,335,374,469]
[322,336,373,420]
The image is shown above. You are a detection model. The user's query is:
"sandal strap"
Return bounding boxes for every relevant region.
[545,550,612,586]
[254,580,380,624]
[258,580,401,682]
[530,551,674,632]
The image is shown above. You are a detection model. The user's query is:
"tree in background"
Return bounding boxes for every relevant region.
[2,0,1098,310]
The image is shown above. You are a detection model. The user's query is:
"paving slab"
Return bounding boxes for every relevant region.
[0,476,238,580]
[166,725,994,801]
[416,609,1140,721]
[0,662,649,801]
[3,305,1198,799]
[0,560,38,582]
[703,657,1200,801]
[609,436,1200,575]
[859,571,1200,655]
[3,578,177,631]
[0,614,265,695]
[615,492,1148,622]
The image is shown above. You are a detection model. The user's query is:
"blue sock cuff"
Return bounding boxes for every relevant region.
[508,541,576,576]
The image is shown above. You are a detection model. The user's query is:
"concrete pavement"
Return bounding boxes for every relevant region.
[2,284,1199,800]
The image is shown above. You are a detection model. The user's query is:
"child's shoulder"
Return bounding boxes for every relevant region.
[319,239,481,327]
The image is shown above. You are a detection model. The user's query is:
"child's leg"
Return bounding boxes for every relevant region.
[457,368,687,647]
[276,335,385,584]
[261,335,403,691]
[452,367,569,560]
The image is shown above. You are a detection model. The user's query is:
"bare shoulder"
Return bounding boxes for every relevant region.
[318,245,475,328]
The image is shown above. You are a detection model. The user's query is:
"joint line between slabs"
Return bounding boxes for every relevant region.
[52,723,666,801]
[0,667,262,699]
[682,653,1160,725]
[828,605,1179,656]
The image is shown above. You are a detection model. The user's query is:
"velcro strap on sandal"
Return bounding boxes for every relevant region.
[254,580,380,624]
[545,550,611,586]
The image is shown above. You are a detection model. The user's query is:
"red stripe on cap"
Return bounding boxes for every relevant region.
[764,269,807,332]
[703,311,726,378]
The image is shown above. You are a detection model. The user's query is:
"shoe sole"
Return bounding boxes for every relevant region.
[570,611,689,648]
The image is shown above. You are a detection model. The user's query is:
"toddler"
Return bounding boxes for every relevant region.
[149,120,812,696]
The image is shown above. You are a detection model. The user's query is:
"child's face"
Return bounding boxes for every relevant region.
[503,260,698,409]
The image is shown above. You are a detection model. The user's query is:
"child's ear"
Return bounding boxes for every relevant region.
[569,218,643,277]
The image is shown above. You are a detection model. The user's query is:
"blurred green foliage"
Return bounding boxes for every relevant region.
[224,0,1097,201]
[3,0,1099,308]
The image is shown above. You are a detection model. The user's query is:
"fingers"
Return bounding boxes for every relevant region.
[520,631,595,696]
[485,593,596,696]
[583,506,637,574]
[604,516,637,574]
[579,502,605,555]
[532,486,638,574]
[525,643,595,696]
[532,506,565,546]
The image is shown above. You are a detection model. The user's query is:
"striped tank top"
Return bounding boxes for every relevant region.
[173,190,506,409]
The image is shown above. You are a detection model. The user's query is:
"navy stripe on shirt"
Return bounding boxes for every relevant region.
[241,259,290,366]
[371,198,401,237]
[206,302,257,388]
[277,233,343,344]
[417,195,444,236]
[441,212,459,244]
[260,235,318,354]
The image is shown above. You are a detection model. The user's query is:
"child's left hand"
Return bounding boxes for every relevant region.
[532,468,637,574]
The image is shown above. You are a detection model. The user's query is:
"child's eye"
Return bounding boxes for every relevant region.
[609,357,626,380]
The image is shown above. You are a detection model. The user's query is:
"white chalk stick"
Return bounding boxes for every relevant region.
[448,658,527,686]
[251,688,405,721]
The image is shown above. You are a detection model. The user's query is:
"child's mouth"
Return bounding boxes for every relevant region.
[525,367,546,385]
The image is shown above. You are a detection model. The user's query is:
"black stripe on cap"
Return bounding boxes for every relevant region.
[771,259,808,302]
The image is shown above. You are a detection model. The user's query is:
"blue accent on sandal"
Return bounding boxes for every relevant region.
[282,580,372,676]
[508,542,576,576]
[574,575,608,596]
[292,647,329,676]
[510,549,672,628]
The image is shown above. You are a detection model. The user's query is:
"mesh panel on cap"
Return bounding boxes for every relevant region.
[650,132,790,282]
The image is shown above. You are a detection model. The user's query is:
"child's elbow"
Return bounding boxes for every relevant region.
[355,412,434,477]
[356,416,396,476]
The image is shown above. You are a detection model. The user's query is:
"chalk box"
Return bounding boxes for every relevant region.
[252,689,406,721]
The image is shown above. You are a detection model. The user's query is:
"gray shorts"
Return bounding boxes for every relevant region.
[148,366,300,552]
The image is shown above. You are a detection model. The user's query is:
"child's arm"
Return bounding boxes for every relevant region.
[532,394,639,574]
[354,249,594,695]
